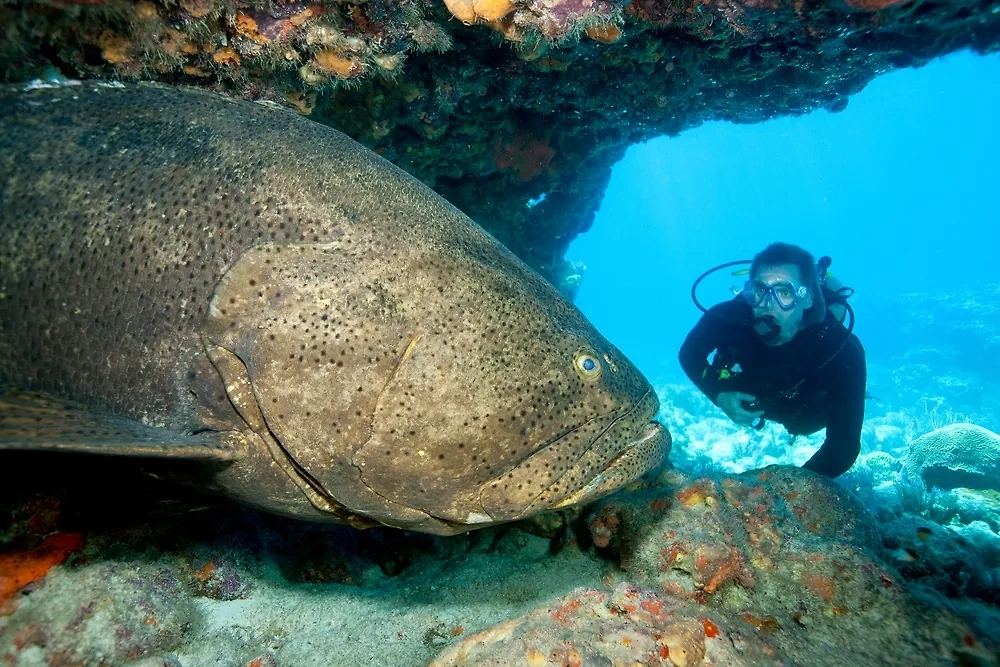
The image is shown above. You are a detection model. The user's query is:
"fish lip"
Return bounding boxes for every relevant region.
[478,389,666,521]
[538,419,665,513]
[634,421,664,446]
[595,420,663,468]
[605,420,666,475]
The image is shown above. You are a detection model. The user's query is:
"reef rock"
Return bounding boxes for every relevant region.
[437,465,994,666]
[3,455,999,665]
[430,582,788,666]
[880,515,1000,605]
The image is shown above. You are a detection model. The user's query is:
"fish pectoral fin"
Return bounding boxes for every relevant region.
[0,389,240,461]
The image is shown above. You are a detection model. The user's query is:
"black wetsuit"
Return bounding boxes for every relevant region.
[678,297,867,477]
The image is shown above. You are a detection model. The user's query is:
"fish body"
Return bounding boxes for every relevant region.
[0,81,670,535]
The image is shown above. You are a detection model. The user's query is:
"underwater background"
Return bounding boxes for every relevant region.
[569,47,1000,467]
[569,48,1000,390]
[2,48,1000,667]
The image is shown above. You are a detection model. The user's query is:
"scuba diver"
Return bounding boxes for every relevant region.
[678,242,867,478]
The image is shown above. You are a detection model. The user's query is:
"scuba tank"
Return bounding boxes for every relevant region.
[815,255,855,326]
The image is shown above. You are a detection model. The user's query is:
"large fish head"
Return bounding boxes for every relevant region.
[203,232,669,534]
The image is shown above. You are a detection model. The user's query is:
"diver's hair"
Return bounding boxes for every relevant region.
[750,242,827,326]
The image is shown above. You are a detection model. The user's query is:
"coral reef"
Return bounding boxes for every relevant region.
[906,423,1000,492]
[0,532,82,612]
[5,560,195,665]
[0,452,602,665]
[5,438,1000,664]
[430,583,786,666]
[652,374,1000,643]
[2,0,999,284]
[656,382,827,475]
[881,515,1000,605]
[438,465,993,665]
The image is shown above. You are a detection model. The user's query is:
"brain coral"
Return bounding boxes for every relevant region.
[906,423,1000,492]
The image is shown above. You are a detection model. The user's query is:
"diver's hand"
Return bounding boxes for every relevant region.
[715,392,764,427]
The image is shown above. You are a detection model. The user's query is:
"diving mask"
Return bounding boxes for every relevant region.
[742,279,807,311]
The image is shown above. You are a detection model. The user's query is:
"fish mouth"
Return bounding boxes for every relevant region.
[476,390,671,522]
[545,421,666,511]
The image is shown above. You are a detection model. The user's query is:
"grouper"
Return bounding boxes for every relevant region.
[0,81,670,535]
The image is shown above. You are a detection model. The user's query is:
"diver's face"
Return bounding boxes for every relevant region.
[750,264,812,346]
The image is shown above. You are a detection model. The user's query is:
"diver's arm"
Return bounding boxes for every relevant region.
[678,309,731,404]
[802,336,867,478]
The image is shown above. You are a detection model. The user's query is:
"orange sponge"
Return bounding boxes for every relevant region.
[0,532,83,609]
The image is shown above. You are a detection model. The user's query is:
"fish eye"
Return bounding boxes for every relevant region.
[574,353,602,380]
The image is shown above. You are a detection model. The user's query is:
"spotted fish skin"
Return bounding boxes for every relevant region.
[0,81,670,535]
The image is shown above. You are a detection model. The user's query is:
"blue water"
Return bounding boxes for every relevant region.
[566,49,1000,386]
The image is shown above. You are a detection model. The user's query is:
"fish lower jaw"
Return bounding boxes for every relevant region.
[632,421,665,448]
[475,419,668,523]
[548,422,666,510]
